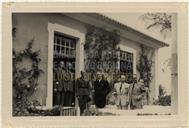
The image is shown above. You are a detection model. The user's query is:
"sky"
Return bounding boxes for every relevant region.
[103,13,173,94]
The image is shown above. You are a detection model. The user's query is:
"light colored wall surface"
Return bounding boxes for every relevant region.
[12,13,86,105]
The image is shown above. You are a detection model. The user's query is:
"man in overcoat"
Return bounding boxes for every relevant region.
[93,72,111,108]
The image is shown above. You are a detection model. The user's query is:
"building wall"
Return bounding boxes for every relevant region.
[12,13,87,105]
[13,13,157,106]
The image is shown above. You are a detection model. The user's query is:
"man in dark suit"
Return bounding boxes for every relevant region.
[63,62,75,106]
[93,72,111,108]
[53,62,65,106]
[76,71,90,115]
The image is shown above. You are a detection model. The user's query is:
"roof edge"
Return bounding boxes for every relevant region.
[87,13,169,47]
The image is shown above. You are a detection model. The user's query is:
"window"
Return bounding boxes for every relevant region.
[119,50,133,83]
[53,32,76,73]
[54,33,76,58]
[53,32,77,107]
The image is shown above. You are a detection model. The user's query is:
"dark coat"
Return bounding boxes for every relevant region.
[53,69,64,92]
[53,81,64,92]
[94,80,111,108]
[63,71,74,92]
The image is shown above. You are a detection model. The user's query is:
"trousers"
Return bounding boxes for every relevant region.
[78,95,89,115]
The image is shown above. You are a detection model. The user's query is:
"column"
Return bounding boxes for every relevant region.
[154,49,159,101]
[46,23,54,108]
[171,13,177,114]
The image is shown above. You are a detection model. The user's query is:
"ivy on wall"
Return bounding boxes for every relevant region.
[13,39,44,116]
[136,44,154,88]
[84,25,120,73]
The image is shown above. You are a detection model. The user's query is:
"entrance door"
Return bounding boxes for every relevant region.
[53,32,76,107]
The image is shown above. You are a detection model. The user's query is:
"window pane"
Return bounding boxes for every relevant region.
[119,50,133,79]
[70,40,74,48]
[54,33,76,59]
[57,46,60,53]
[126,54,129,61]
[61,39,65,46]
[66,40,69,47]
[54,36,57,43]
[61,47,65,54]
[57,38,60,45]
[66,48,69,55]
[70,49,74,55]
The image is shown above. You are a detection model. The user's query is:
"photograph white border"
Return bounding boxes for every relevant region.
[2,2,188,128]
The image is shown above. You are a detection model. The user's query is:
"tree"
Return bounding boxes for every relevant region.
[141,13,172,32]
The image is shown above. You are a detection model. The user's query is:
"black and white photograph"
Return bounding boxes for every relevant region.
[1,2,188,128]
[11,12,177,116]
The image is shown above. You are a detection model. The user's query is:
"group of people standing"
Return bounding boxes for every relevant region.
[76,71,149,115]
[76,71,111,114]
[53,63,149,115]
[53,61,75,107]
[113,75,149,110]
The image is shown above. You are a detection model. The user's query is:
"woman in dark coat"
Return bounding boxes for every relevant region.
[94,73,111,108]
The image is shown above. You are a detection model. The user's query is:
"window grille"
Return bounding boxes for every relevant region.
[119,50,133,83]
[54,33,76,58]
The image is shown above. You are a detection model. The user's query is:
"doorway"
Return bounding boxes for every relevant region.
[53,32,76,107]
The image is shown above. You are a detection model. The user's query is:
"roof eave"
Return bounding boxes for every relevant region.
[63,13,169,48]
[88,13,169,48]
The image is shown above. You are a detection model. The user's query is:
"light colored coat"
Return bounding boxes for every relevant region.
[128,83,148,107]
[114,82,130,106]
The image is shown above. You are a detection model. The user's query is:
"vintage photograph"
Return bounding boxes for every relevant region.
[12,12,178,116]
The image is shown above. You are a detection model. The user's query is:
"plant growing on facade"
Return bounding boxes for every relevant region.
[153,85,171,106]
[140,13,172,105]
[84,25,120,74]
[136,44,154,88]
[13,40,44,116]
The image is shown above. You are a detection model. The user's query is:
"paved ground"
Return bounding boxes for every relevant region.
[97,105,171,116]
[40,105,171,116]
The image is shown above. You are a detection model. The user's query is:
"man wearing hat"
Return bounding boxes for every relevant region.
[114,75,130,109]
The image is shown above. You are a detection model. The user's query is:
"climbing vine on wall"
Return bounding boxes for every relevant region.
[84,25,120,74]
[13,40,44,116]
[136,44,154,88]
